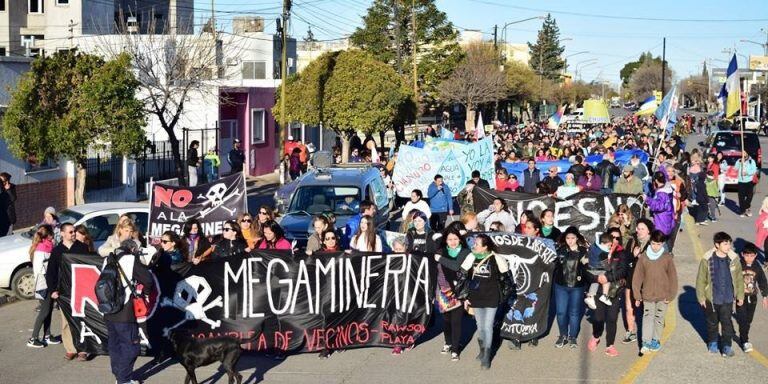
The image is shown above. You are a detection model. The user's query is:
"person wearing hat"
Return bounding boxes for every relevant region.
[227,139,245,175]
[542,165,564,192]
[614,165,643,195]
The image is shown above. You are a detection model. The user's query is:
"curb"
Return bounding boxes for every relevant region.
[0,294,18,307]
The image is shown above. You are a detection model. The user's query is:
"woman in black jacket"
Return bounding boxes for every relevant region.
[210,220,248,260]
[405,210,435,254]
[552,226,588,349]
[587,232,629,358]
[433,226,472,361]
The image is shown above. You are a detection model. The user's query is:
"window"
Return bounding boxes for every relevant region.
[289,122,303,142]
[83,213,119,243]
[0,0,5,11]
[29,0,43,13]
[250,109,265,144]
[242,61,266,79]
[56,0,69,5]
[127,212,149,237]
[0,48,6,56]
[25,154,58,174]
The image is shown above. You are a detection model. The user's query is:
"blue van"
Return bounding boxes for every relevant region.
[275,164,392,244]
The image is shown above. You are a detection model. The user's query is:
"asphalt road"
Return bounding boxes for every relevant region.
[1,129,767,383]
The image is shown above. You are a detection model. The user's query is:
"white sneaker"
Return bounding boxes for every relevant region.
[440,344,451,354]
[599,295,612,306]
[744,342,754,353]
[584,296,597,310]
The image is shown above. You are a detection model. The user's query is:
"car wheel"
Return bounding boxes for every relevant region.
[11,267,35,300]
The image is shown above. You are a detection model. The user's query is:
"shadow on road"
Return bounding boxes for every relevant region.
[678,285,707,343]
[134,352,284,384]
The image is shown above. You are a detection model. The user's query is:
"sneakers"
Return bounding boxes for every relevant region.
[598,295,612,306]
[45,335,62,345]
[568,337,578,349]
[649,339,661,352]
[450,352,459,362]
[746,209,753,217]
[640,342,651,354]
[318,349,331,359]
[529,338,538,347]
[621,332,637,344]
[587,337,600,352]
[584,296,597,310]
[708,342,720,354]
[507,339,521,350]
[391,346,403,356]
[743,342,754,353]
[555,335,568,348]
[605,346,619,357]
[722,346,735,358]
[27,338,45,348]
[440,344,451,354]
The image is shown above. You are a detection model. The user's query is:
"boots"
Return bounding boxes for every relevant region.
[475,339,485,361]
[480,347,491,370]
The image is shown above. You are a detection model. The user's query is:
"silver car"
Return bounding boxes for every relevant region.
[0,203,149,300]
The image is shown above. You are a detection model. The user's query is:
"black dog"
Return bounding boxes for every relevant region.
[170,332,243,384]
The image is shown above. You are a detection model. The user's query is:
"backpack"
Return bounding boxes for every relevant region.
[94,253,126,315]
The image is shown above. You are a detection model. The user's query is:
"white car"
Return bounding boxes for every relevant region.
[0,203,149,300]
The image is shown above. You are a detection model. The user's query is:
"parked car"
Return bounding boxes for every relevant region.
[624,102,638,111]
[702,130,762,185]
[276,164,392,245]
[732,117,760,131]
[0,203,149,299]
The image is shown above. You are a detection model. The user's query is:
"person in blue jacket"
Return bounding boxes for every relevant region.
[427,174,453,231]
[735,153,758,217]
[343,200,376,248]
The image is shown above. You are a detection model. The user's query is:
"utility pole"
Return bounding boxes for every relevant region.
[211,0,216,41]
[661,37,666,96]
[394,0,402,74]
[278,0,292,183]
[67,19,76,50]
[411,0,418,127]
[493,24,499,120]
[493,25,498,50]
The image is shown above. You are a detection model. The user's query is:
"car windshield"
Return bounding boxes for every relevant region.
[21,209,84,239]
[713,133,759,153]
[287,186,361,216]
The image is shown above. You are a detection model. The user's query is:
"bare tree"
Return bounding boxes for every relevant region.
[630,60,673,100]
[91,10,242,184]
[438,42,506,130]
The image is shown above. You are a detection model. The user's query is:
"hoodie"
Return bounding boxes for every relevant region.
[646,184,676,235]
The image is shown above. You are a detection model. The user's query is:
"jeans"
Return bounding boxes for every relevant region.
[737,181,755,213]
[31,296,53,340]
[735,296,758,343]
[430,212,448,231]
[641,301,668,343]
[473,307,497,348]
[717,175,726,204]
[707,197,719,220]
[442,307,464,353]
[107,321,141,384]
[187,165,199,187]
[554,284,585,338]
[704,301,735,348]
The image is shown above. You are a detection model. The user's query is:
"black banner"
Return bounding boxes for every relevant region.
[467,232,556,342]
[148,173,247,238]
[59,251,436,355]
[474,188,643,243]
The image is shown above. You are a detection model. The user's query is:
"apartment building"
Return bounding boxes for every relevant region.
[0,0,193,57]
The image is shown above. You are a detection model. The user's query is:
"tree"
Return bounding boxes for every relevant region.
[528,14,565,82]
[682,74,710,110]
[1,51,145,203]
[274,51,412,162]
[629,60,674,100]
[505,60,538,106]
[620,52,661,86]
[439,43,507,130]
[350,0,463,110]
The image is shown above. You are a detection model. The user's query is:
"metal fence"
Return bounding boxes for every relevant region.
[84,154,124,190]
[136,140,181,196]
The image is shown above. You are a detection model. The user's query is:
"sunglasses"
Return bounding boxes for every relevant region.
[223,228,235,232]
[161,239,172,244]
[258,211,268,215]
[324,236,337,241]
[241,219,252,223]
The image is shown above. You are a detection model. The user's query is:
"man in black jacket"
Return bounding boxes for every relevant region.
[567,155,586,182]
[595,151,620,195]
[542,166,564,193]
[47,223,90,360]
[471,170,490,189]
[105,241,155,384]
[187,140,201,186]
[523,159,541,194]
[227,139,245,175]
[0,172,16,236]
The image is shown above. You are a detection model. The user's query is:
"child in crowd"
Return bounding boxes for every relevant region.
[632,230,678,354]
[704,170,719,222]
[735,243,768,353]
[695,232,744,357]
[584,233,615,309]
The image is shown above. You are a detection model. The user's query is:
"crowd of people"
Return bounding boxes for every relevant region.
[18,111,768,382]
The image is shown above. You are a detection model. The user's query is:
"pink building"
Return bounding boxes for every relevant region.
[219,87,278,177]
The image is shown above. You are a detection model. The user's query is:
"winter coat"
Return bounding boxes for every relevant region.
[427,182,452,213]
[646,184,676,235]
[596,160,620,189]
[577,174,602,192]
[696,248,744,304]
[522,168,541,194]
[401,200,432,220]
[632,251,678,302]
[212,238,249,259]
[554,245,588,288]
[613,175,643,195]
[756,212,768,250]
[476,208,516,231]
[735,158,758,183]
[456,188,474,214]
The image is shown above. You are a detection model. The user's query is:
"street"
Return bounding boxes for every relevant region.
[1,132,767,383]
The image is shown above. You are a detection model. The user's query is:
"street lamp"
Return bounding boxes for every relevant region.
[501,16,545,46]
[575,58,598,80]
[564,51,589,72]
[740,39,768,56]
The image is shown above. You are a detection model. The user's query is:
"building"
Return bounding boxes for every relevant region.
[296,38,350,73]
[0,0,193,57]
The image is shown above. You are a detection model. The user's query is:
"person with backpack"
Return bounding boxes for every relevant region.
[97,240,155,384]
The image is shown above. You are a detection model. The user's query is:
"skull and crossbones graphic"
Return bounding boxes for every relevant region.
[161,275,224,337]
[196,183,243,218]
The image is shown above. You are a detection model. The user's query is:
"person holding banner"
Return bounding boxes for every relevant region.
[434,226,472,361]
[476,198,515,232]
[256,220,291,250]
[211,220,248,258]
[405,211,435,255]
[457,234,512,369]
[427,175,453,231]
[238,213,261,251]
[553,226,588,349]
[306,215,330,255]
[349,216,382,252]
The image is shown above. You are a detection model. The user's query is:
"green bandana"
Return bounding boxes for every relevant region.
[447,246,462,259]
[542,226,553,237]
[473,250,491,260]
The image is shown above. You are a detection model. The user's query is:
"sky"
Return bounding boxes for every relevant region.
[197,0,768,85]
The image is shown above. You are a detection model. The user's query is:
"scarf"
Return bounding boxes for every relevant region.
[473,250,491,260]
[598,243,611,253]
[542,226,553,237]
[447,246,462,259]
[646,246,664,261]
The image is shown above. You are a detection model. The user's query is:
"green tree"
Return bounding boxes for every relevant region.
[439,43,506,130]
[1,51,145,203]
[620,52,660,86]
[350,0,463,110]
[274,51,412,162]
[528,14,565,82]
[505,60,539,106]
